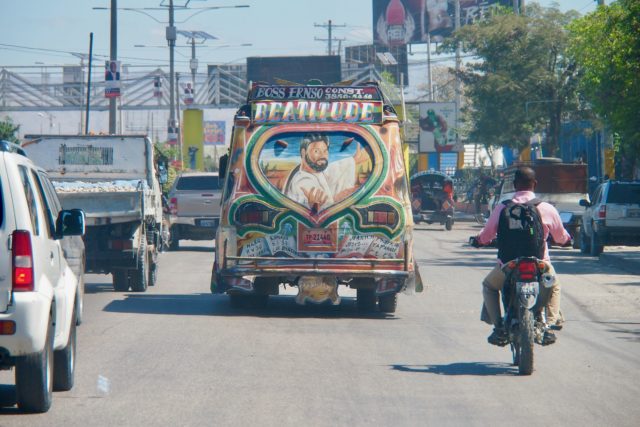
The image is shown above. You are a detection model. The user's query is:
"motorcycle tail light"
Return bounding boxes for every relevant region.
[517,260,537,280]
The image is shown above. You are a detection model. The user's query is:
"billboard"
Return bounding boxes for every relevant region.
[373,0,507,46]
[203,121,225,146]
[418,102,460,153]
[247,56,341,85]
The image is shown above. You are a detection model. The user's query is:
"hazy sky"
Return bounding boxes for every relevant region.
[0,1,598,69]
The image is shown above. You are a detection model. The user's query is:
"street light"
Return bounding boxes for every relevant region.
[176,30,217,94]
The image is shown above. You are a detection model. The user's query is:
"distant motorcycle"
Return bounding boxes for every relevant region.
[470,237,555,375]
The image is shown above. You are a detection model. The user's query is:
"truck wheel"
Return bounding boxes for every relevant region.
[378,293,398,313]
[356,289,377,312]
[169,228,179,251]
[112,270,129,292]
[148,248,158,287]
[15,316,53,413]
[53,307,76,391]
[131,244,149,292]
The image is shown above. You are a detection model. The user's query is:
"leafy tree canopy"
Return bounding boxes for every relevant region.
[568,0,640,159]
[0,117,20,144]
[440,3,582,157]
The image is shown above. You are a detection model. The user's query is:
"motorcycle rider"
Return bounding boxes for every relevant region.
[473,166,571,346]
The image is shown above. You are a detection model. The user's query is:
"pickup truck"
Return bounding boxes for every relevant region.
[167,172,222,250]
[23,135,165,292]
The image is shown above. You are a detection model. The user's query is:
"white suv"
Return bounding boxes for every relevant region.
[580,180,640,256]
[0,141,85,413]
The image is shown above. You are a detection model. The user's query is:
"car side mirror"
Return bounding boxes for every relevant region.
[56,209,85,238]
[219,153,228,179]
[579,199,590,207]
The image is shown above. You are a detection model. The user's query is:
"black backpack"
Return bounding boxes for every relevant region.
[497,199,545,263]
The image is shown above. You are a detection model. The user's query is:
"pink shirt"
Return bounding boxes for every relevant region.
[477,191,571,261]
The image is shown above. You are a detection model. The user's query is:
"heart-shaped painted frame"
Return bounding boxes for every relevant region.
[245,123,387,227]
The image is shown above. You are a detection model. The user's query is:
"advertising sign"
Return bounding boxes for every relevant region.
[104,60,121,98]
[418,102,459,153]
[251,101,383,125]
[373,0,505,46]
[203,121,226,146]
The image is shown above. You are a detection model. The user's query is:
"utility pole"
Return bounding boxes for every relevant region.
[167,0,177,143]
[314,20,346,55]
[455,0,461,162]
[85,33,93,134]
[109,0,117,134]
[190,37,197,93]
[426,32,433,101]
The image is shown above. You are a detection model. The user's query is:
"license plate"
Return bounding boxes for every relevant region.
[297,223,337,252]
[517,282,539,295]
[627,209,640,218]
[199,219,216,227]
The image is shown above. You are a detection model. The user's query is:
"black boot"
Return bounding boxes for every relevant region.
[488,323,508,346]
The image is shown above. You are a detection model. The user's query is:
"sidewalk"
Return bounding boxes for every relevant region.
[599,248,640,276]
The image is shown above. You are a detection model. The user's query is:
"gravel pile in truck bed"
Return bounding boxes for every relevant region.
[53,180,148,193]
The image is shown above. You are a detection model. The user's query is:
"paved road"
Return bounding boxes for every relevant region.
[1,223,638,426]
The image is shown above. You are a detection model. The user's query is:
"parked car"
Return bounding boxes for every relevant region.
[168,172,222,250]
[0,140,85,413]
[579,180,640,256]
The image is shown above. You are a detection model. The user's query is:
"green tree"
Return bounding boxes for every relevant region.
[441,4,581,157]
[0,117,20,143]
[568,0,640,171]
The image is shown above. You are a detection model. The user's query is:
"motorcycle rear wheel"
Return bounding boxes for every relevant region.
[518,309,535,375]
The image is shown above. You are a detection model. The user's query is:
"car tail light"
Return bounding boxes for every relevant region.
[12,230,34,292]
[170,197,178,215]
[598,205,606,219]
[0,320,16,335]
[367,210,397,225]
[517,260,537,281]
